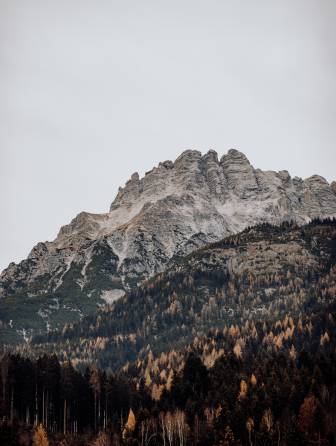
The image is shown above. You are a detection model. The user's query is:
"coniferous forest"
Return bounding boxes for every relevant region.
[1,220,336,445]
[1,308,336,446]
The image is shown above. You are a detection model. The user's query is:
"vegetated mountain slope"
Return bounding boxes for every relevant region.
[26,219,336,371]
[1,149,336,343]
[134,297,336,405]
[2,300,336,445]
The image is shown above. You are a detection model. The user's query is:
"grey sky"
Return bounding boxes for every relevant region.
[1,1,335,272]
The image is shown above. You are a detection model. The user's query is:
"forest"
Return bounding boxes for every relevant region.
[1,220,336,445]
[1,298,336,445]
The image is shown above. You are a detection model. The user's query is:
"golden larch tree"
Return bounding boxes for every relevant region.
[250,374,257,387]
[122,408,136,439]
[33,424,49,446]
[238,379,248,400]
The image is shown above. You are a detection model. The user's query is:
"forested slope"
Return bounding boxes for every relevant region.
[23,219,336,371]
[1,296,336,445]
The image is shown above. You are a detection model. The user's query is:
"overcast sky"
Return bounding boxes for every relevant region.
[1,1,335,271]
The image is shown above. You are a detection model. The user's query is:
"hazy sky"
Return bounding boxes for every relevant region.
[1,1,335,271]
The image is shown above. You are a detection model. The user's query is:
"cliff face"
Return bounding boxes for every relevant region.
[1,149,336,341]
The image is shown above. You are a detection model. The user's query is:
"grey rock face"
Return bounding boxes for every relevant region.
[1,149,336,338]
[331,181,336,195]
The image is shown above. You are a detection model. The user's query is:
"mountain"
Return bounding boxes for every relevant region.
[1,149,336,343]
[28,219,336,371]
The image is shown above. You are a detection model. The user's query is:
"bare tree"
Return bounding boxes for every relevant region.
[175,410,189,446]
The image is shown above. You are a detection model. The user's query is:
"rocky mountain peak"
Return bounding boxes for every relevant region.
[1,148,336,342]
[110,148,254,212]
[175,149,202,163]
[220,148,251,165]
[331,181,336,195]
[203,149,219,161]
[130,172,140,182]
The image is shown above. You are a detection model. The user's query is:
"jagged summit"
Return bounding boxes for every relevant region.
[109,148,334,219]
[1,148,336,341]
[111,149,251,211]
